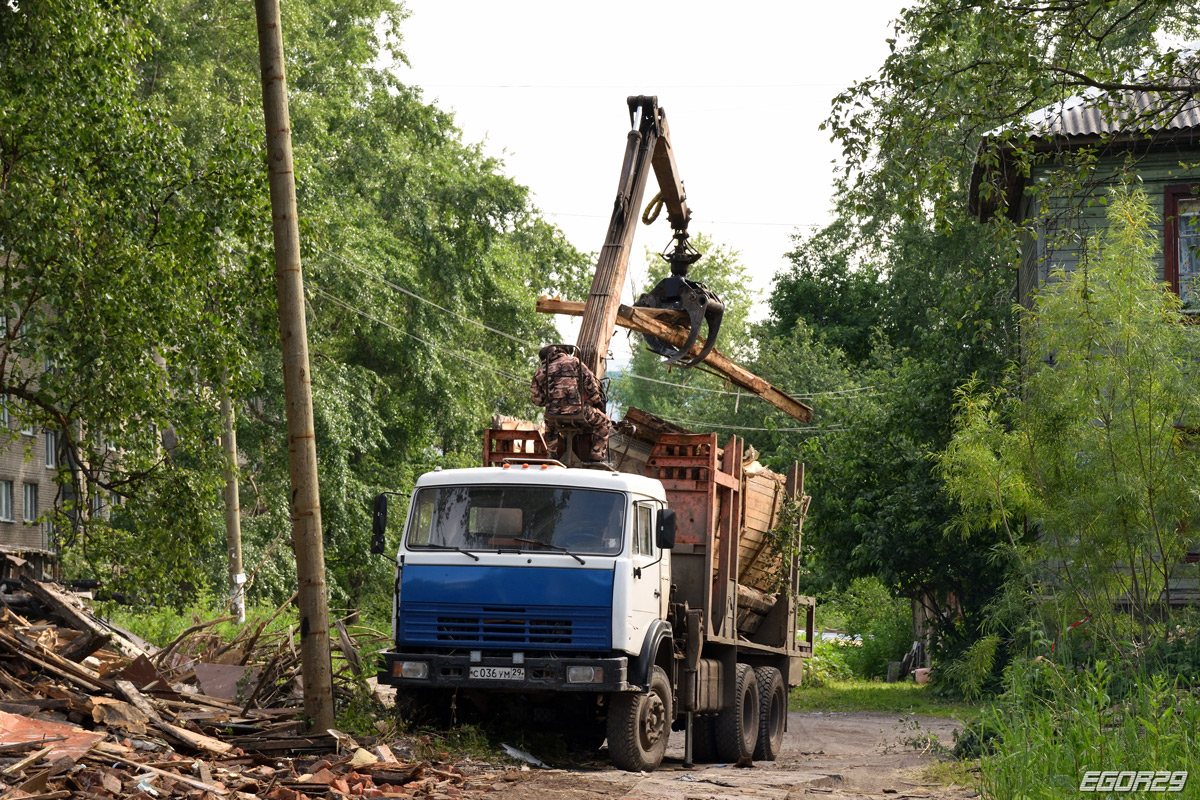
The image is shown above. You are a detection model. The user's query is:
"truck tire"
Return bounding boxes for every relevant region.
[752,666,785,761]
[714,663,758,762]
[607,666,672,772]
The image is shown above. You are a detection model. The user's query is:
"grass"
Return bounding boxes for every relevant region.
[790,678,979,719]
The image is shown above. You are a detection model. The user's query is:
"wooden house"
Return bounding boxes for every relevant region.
[968,89,1200,609]
[969,89,1200,311]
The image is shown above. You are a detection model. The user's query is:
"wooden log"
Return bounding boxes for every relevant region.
[537,298,814,422]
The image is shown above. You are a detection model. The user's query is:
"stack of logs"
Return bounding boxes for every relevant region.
[0,578,521,799]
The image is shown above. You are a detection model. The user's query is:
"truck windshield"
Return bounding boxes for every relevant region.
[405,485,625,556]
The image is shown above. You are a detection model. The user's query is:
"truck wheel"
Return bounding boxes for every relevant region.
[752,666,785,761]
[715,663,758,762]
[607,666,672,772]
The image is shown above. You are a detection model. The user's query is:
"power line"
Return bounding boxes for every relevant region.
[618,370,877,401]
[316,247,866,406]
[545,211,825,229]
[311,286,526,383]
[316,247,541,348]
[654,413,847,434]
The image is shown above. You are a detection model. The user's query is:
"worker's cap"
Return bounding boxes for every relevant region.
[538,344,575,360]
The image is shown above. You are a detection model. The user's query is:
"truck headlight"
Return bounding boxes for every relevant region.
[567,666,603,684]
[394,661,430,679]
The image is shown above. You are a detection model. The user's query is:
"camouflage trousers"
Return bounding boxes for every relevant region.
[545,406,611,462]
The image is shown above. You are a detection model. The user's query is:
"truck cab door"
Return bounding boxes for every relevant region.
[630,502,666,628]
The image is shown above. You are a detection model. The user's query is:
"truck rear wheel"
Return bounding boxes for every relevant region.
[607,665,672,772]
[715,663,758,762]
[752,666,785,760]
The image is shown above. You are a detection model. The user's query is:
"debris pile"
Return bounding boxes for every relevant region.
[0,578,521,799]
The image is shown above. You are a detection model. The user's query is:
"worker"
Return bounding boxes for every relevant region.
[530,344,611,463]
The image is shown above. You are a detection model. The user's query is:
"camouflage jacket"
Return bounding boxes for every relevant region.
[531,351,605,415]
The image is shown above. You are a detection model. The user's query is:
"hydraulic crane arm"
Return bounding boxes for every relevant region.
[575,96,723,380]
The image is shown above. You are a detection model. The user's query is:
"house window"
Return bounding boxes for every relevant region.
[20,422,34,437]
[45,430,57,468]
[22,483,36,523]
[0,481,13,522]
[0,400,7,428]
[1164,184,1200,310]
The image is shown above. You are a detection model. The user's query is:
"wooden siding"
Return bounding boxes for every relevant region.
[1018,149,1200,307]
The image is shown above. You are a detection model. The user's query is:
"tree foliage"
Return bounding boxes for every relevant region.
[827,0,1200,225]
[1,0,589,609]
[939,187,1200,647]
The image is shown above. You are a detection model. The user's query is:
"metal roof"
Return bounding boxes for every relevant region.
[1008,86,1200,140]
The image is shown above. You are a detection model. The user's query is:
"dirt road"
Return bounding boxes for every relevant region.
[483,711,978,800]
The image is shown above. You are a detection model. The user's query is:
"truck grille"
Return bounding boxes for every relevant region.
[401,603,610,650]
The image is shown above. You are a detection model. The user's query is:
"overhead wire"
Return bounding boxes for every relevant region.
[310,286,526,383]
[313,248,868,425]
[316,247,540,348]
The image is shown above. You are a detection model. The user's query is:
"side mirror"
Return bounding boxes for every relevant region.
[370,493,388,555]
[656,508,676,550]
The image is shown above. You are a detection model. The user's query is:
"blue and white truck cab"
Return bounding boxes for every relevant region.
[378,463,675,700]
[374,433,813,772]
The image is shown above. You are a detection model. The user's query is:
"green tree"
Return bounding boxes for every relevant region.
[939,187,1200,648]
[142,0,591,613]
[0,0,273,603]
[827,0,1200,225]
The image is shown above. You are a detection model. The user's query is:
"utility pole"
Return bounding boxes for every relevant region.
[253,0,335,733]
[220,393,245,625]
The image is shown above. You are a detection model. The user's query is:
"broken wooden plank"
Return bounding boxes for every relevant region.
[537,297,814,422]
[86,750,228,795]
[20,579,149,662]
[115,680,233,757]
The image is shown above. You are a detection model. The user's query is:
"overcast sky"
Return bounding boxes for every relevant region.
[390,1,905,352]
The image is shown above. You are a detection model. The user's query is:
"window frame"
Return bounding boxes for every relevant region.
[45,429,57,469]
[22,483,37,524]
[633,502,655,557]
[0,481,13,522]
[1164,183,1200,303]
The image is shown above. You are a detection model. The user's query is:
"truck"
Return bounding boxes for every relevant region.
[372,96,815,771]
[372,413,815,771]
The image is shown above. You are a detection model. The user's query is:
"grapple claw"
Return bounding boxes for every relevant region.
[634,274,724,368]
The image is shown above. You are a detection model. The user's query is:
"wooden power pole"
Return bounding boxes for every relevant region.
[253,0,335,733]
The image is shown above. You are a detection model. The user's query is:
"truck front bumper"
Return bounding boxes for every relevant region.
[378,651,633,693]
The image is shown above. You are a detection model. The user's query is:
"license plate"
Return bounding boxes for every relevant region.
[469,666,525,680]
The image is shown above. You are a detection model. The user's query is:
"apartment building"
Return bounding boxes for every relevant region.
[0,402,59,577]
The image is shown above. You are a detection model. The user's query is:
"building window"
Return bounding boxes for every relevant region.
[1165,184,1200,311]
[20,422,34,437]
[45,430,57,469]
[0,400,7,428]
[0,481,12,522]
[22,483,36,523]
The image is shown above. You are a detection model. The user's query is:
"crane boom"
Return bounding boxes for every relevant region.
[576,97,678,379]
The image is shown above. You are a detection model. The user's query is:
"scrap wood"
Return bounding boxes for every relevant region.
[87,751,229,795]
[0,629,112,694]
[152,616,235,669]
[19,580,148,663]
[115,680,233,757]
